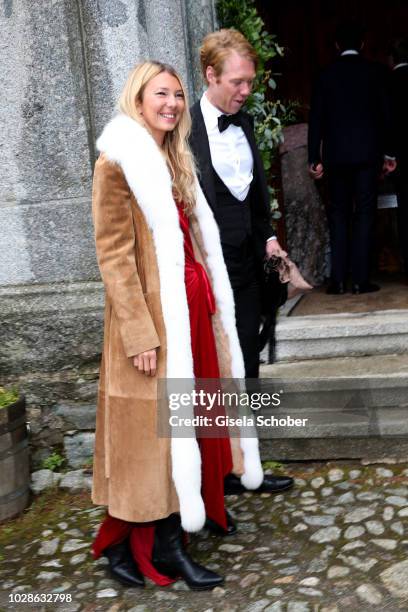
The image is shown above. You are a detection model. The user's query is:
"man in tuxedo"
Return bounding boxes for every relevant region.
[308,21,396,294]
[190,29,293,527]
[389,38,408,281]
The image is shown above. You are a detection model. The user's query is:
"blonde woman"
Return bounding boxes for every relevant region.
[91,61,263,590]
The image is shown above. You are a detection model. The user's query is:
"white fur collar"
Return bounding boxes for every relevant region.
[96,114,262,530]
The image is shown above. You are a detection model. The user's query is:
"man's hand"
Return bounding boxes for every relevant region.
[266,239,287,259]
[133,349,157,376]
[308,162,324,180]
[382,158,397,175]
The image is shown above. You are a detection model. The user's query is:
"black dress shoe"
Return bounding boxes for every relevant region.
[224,473,294,495]
[351,282,380,294]
[326,281,346,295]
[257,474,294,493]
[153,513,224,590]
[205,509,237,536]
[103,538,145,588]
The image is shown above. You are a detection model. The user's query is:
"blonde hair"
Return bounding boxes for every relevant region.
[119,61,196,213]
[200,29,258,83]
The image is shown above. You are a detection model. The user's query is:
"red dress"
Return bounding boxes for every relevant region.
[92,203,233,584]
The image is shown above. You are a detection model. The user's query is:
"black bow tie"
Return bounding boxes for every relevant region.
[217,112,244,133]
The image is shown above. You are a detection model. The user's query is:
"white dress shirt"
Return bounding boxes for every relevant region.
[200,92,253,201]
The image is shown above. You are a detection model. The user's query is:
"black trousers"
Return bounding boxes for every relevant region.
[233,281,261,379]
[327,163,379,284]
[221,238,261,379]
[395,160,408,277]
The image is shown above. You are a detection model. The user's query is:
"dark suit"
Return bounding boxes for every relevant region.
[308,54,393,285]
[190,101,273,377]
[390,64,408,276]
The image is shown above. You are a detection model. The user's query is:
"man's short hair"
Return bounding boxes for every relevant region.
[335,20,365,52]
[390,37,408,64]
[200,28,258,82]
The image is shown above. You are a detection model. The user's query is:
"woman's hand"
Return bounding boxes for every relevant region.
[133,349,157,376]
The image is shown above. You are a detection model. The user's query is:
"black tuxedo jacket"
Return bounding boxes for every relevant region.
[190,100,273,262]
[390,65,408,162]
[308,54,393,166]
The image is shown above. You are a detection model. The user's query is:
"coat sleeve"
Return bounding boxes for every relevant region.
[243,113,275,247]
[92,154,160,358]
[308,75,324,165]
[377,65,396,158]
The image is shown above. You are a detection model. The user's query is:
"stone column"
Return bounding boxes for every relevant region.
[80,0,217,138]
[0,1,97,288]
[183,0,218,100]
[0,0,103,466]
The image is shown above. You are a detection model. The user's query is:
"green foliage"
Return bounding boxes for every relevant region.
[217,0,284,74]
[217,0,287,219]
[0,386,19,409]
[41,452,65,472]
[279,99,303,126]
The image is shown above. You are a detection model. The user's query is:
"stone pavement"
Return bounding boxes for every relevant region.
[1,461,408,611]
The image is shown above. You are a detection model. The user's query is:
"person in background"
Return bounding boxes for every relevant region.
[190,29,294,517]
[91,61,265,590]
[389,37,408,282]
[308,20,396,294]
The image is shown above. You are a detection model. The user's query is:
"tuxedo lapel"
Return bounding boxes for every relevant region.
[190,101,217,212]
[240,114,270,217]
[240,116,257,157]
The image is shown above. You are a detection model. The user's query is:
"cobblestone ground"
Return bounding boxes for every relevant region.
[1,461,408,611]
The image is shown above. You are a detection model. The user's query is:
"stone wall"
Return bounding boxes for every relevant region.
[280,124,330,285]
[0,0,216,469]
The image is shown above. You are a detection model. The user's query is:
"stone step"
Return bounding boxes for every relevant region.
[258,354,408,461]
[274,308,408,362]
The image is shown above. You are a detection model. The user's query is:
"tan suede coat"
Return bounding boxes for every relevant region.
[91,114,263,530]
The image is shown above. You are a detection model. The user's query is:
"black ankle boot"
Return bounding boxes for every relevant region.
[103,538,145,588]
[152,513,224,590]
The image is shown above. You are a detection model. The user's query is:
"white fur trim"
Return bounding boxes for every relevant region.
[96,114,262,524]
[239,437,264,489]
